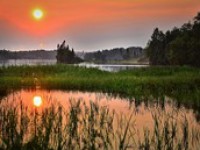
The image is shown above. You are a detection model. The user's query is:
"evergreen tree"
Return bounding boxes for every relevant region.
[56,41,82,64]
[146,28,168,65]
[146,12,200,67]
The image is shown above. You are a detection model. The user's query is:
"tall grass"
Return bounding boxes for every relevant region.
[0,65,200,99]
[0,96,199,150]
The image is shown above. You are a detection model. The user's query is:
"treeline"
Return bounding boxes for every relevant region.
[146,12,200,67]
[84,47,143,63]
[0,50,57,60]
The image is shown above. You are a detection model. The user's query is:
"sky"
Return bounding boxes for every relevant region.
[0,0,200,51]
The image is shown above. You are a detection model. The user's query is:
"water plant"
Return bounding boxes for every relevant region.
[0,95,199,150]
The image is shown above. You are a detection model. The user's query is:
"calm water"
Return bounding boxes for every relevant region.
[0,59,57,66]
[77,63,148,72]
[1,89,199,126]
[0,89,199,149]
[0,59,148,72]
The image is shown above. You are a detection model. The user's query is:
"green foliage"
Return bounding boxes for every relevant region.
[0,65,200,99]
[56,41,82,64]
[146,12,200,67]
[147,28,168,65]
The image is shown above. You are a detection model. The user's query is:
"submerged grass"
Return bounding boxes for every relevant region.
[0,97,199,150]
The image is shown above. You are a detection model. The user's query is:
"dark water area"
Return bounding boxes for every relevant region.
[0,89,199,149]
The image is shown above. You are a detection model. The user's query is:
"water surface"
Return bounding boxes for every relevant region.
[0,90,199,149]
[0,59,56,66]
[0,59,148,72]
[78,63,148,72]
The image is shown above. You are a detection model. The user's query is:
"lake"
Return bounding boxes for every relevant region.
[0,89,199,149]
[0,59,148,72]
[0,59,57,66]
[77,63,148,72]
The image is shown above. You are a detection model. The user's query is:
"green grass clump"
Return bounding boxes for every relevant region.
[0,65,200,109]
[0,65,199,93]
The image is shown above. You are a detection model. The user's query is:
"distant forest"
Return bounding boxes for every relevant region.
[0,47,145,64]
[0,50,57,60]
[146,12,200,67]
[84,47,144,63]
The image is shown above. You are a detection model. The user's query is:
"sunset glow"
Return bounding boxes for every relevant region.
[33,9,44,20]
[33,96,42,107]
[0,0,200,50]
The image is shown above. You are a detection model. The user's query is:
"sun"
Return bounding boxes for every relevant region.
[33,96,43,107]
[33,9,44,20]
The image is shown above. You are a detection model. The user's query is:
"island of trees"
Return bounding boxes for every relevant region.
[146,12,200,67]
[56,40,83,64]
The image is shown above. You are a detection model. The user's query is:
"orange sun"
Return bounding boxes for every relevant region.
[33,96,43,107]
[32,9,44,20]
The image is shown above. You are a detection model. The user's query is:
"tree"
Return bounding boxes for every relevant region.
[146,12,200,67]
[146,28,168,65]
[56,41,83,64]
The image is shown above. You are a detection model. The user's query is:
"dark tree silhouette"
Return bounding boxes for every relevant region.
[146,12,200,67]
[146,28,168,65]
[56,41,83,64]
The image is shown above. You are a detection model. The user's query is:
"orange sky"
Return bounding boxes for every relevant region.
[0,0,200,50]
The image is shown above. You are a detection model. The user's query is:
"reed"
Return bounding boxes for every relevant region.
[0,65,199,101]
[0,95,200,150]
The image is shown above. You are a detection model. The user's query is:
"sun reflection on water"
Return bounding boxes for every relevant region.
[0,90,199,149]
[33,96,42,107]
